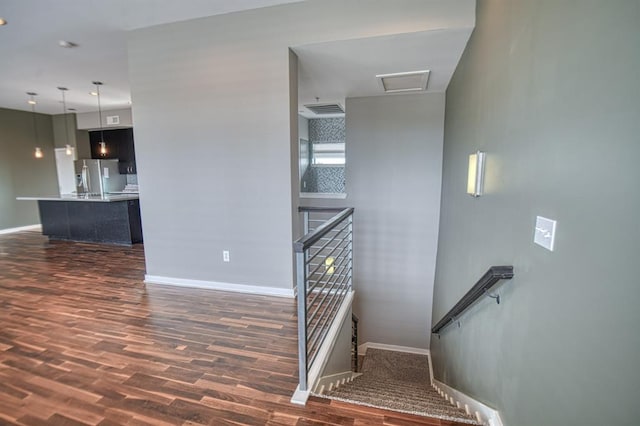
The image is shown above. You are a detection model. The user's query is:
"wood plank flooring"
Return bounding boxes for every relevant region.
[0,231,467,426]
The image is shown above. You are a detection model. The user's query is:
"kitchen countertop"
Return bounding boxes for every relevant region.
[17,194,140,203]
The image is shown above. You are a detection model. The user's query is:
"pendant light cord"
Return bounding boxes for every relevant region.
[95,82,104,142]
[31,102,39,145]
[61,89,70,146]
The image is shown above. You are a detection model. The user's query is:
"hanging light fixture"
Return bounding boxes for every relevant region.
[92,81,107,156]
[27,92,43,159]
[58,87,74,156]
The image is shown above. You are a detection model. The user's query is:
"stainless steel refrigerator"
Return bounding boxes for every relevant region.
[74,159,126,196]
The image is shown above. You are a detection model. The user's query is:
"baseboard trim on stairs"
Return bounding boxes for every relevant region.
[291,291,355,405]
[357,342,502,426]
[313,371,361,394]
[431,378,503,426]
[358,342,430,356]
[0,224,41,235]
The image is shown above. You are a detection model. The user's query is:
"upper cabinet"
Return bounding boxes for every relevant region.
[89,128,137,174]
[89,130,119,160]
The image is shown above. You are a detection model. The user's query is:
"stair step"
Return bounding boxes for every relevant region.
[321,349,478,424]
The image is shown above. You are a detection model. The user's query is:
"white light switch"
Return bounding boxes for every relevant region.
[534,216,557,251]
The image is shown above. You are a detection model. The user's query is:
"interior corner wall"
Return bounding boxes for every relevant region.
[431,1,640,425]
[322,93,443,349]
[0,108,59,230]
[126,0,473,293]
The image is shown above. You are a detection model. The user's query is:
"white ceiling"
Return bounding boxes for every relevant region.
[0,0,473,117]
[0,0,303,114]
[294,28,472,118]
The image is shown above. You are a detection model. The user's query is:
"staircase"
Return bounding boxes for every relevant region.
[319,348,480,425]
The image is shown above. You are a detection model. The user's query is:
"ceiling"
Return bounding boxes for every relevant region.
[294,28,472,118]
[0,0,473,117]
[0,0,303,114]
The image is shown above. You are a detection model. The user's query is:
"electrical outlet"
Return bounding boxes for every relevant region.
[223,250,230,262]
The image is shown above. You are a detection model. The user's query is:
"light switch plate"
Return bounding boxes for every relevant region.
[534,216,557,251]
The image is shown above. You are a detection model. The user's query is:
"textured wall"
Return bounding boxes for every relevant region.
[0,108,59,230]
[309,117,345,142]
[304,117,345,193]
[431,1,640,425]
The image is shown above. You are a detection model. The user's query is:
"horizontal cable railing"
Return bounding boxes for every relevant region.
[431,266,514,334]
[295,207,354,392]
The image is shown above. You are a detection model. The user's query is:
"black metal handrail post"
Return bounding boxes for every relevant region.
[431,266,514,334]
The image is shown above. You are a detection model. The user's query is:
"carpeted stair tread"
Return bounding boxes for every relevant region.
[328,387,456,412]
[328,383,455,410]
[329,378,446,403]
[319,349,479,424]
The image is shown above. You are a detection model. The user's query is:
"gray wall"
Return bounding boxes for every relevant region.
[76,108,133,130]
[310,94,444,348]
[0,108,59,230]
[430,1,640,425]
[127,0,472,291]
[52,113,91,158]
[321,305,354,377]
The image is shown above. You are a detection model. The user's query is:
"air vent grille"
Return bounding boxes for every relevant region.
[376,70,430,93]
[304,103,345,115]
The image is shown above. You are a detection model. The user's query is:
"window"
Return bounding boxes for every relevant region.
[312,143,345,166]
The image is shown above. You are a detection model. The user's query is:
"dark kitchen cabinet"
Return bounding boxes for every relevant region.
[90,128,137,174]
[89,130,119,160]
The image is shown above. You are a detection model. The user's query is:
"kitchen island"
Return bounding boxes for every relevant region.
[17,194,143,245]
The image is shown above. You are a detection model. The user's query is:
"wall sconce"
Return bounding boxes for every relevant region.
[34,147,43,158]
[467,151,486,197]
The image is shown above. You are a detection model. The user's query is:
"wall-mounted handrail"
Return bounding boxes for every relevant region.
[431,266,514,334]
[298,206,346,213]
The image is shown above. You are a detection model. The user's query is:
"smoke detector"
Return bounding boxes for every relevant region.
[376,70,430,93]
[304,103,345,115]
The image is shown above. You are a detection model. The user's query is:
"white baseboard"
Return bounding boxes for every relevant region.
[0,224,41,235]
[144,275,294,298]
[357,342,501,426]
[313,370,360,394]
[431,378,503,426]
[358,342,430,356]
[291,290,355,405]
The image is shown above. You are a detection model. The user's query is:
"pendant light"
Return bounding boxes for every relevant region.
[92,81,107,156]
[58,87,74,156]
[27,92,42,159]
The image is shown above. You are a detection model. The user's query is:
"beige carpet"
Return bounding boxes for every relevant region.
[317,348,479,424]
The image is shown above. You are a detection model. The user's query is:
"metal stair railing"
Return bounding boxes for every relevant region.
[295,207,354,392]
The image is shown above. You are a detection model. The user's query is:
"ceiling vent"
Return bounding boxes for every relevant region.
[376,70,430,93]
[304,103,345,115]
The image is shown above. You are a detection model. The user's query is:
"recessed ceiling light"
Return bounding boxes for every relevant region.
[58,40,78,48]
[376,70,430,93]
[0,18,7,26]
[89,91,98,96]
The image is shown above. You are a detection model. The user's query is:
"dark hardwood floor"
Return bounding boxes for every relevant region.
[0,230,467,426]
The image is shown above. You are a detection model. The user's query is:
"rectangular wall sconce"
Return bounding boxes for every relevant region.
[467,151,486,197]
